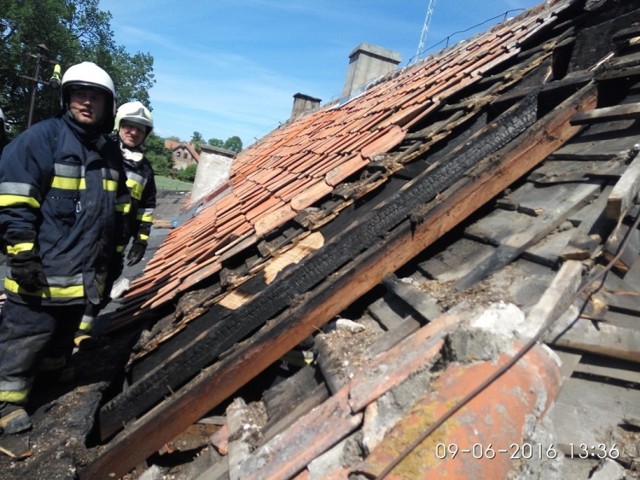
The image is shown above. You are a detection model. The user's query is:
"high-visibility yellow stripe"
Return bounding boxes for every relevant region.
[4,278,84,298]
[6,242,34,255]
[139,233,149,241]
[138,212,153,223]
[116,245,125,253]
[0,389,29,403]
[117,203,131,214]
[51,176,85,190]
[126,178,144,200]
[103,179,118,192]
[0,194,40,208]
[78,321,93,331]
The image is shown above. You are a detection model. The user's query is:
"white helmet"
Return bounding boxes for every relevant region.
[61,61,116,133]
[115,101,153,137]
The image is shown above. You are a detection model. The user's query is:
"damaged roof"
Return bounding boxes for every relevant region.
[4,0,640,479]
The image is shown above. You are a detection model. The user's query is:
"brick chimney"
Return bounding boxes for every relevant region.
[341,43,401,99]
[291,92,322,120]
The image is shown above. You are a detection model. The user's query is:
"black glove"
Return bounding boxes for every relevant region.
[127,241,147,266]
[10,251,47,292]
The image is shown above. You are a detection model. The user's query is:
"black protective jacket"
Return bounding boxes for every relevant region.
[0,112,130,305]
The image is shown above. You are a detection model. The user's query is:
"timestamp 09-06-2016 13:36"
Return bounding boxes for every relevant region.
[434,442,621,460]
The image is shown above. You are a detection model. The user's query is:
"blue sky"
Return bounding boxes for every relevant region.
[98,0,542,148]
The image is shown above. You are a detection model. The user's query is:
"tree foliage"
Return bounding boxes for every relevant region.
[176,164,197,183]
[0,0,155,133]
[207,137,223,148]
[207,135,242,153]
[144,132,173,177]
[223,135,242,153]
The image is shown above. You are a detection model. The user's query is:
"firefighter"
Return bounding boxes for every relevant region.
[74,101,157,349]
[0,62,130,434]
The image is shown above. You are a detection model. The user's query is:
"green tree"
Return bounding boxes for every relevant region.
[0,0,154,132]
[144,133,173,177]
[176,164,197,183]
[190,131,204,153]
[223,135,242,153]
[207,137,223,148]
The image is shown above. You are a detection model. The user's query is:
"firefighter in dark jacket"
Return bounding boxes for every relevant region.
[0,62,130,434]
[74,101,156,348]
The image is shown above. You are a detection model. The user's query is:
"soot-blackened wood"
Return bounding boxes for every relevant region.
[98,91,545,440]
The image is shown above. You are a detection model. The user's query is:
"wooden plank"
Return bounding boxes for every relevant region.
[529,159,623,184]
[523,227,575,267]
[455,183,599,290]
[348,324,448,413]
[366,296,415,331]
[549,126,640,161]
[526,260,583,337]
[608,151,640,220]
[545,312,640,363]
[382,275,442,322]
[574,354,640,385]
[571,102,640,124]
[80,83,597,480]
[418,238,493,282]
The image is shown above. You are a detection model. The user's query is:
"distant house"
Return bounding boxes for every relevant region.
[164,139,200,170]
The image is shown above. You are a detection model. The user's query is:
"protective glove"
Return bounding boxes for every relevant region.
[127,241,147,266]
[10,251,47,292]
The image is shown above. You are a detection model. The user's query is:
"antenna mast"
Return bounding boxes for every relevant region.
[416,0,437,61]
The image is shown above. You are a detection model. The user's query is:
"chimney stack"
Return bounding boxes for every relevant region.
[341,43,401,100]
[291,92,322,120]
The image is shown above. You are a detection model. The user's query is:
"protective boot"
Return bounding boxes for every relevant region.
[74,329,98,351]
[0,403,31,434]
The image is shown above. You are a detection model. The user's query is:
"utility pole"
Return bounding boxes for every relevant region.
[19,44,61,127]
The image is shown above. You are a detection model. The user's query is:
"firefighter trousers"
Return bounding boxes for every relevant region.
[0,299,84,404]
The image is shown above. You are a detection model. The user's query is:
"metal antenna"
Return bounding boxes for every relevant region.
[416,0,437,61]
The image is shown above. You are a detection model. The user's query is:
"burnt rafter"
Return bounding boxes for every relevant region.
[98,88,565,440]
